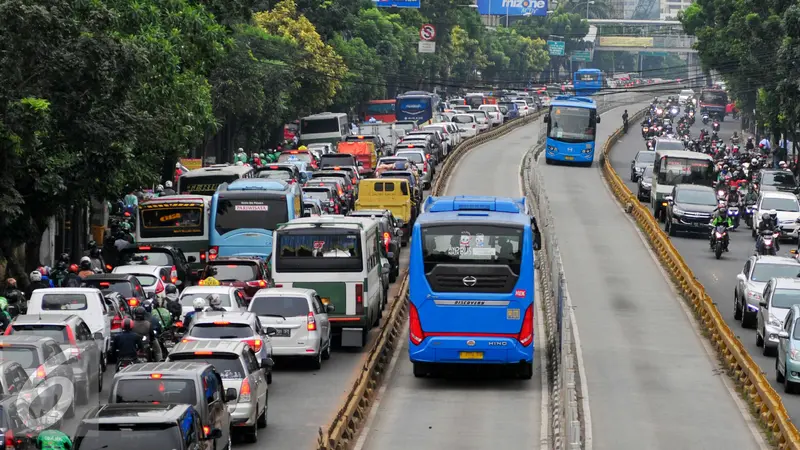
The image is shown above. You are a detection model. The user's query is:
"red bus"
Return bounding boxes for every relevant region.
[360,99,396,122]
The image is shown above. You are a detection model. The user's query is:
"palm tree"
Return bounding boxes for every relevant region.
[564,0,613,19]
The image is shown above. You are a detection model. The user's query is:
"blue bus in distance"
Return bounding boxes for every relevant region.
[408,196,536,379]
[544,95,600,166]
[573,68,602,96]
[209,179,303,260]
[395,91,441,125]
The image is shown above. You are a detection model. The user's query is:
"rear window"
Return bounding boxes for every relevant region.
[9,325,69,344]
[41,293,88,311]
[249,296,310,317]
[189,323,254,339]
[762,171,797,187]
[395,152,423,164]
[132,275,158,287]
[303,189,333,202]
[204,263,258,282]
[113,378,197,404]
[74,424,182,450]
[168,353,246,379]
[214,197,289,235]
[0,346,40,369]
[320,155,356,167]
[257,170,293,181]
[120,251,174,267]
[82,280,134,298]
[278,153,312,164]
[179,294,231,307]
[276,231,363,273]
[655,140,685,151]
[373,182,395,192]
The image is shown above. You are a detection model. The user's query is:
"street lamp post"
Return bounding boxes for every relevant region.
[586,0,595,19]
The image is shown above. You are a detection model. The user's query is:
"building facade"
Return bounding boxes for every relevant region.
[660,0,692,19]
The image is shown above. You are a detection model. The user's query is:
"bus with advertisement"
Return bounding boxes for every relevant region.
[407,195,537,379]
[699,88,728,120]
[360,99,396,123]
[543,95,600,166]
[395,91,441,125]
[209,179,303,260]
[573,68,602,96]
[136,195,211,272]
[177,165,255,196]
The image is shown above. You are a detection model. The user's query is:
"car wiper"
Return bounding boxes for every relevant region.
[259,314,286,320]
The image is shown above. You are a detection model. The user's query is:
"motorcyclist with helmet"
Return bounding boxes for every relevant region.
[26,271,50,298]
[132,306,162,362]
[35,429,73,450]
[206,294,226,312]
[710,207,733,252]
[162,181,176,196]
[113,318,145,367]
[757,210,781,252]
[50,261,69,288]
[85,240,105,273]
[4,278,26,315]
[77,257,95,278]
[183,297,207,330]
[164,284,183,323]
[64,264,82,287]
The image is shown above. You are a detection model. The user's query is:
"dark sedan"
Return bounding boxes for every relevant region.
[630,150,656,182]
[637,166,654,201]
[664,184,718,236]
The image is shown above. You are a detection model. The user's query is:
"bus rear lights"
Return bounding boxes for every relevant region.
[408,302,425,345]
[517,304,534,347]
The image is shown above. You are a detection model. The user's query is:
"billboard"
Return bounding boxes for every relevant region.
[598,36,654,47]
[374,0,421,8]
[476,0,548,17]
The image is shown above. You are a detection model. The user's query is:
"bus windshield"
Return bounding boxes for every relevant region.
[657,158,714,186]
[421,224,523,273]
[179,175,239,196]
[366,102,395,115]
[214,197,289,234]
[301,118,339,135]
[140,205,204,238]
[548,106,596,142]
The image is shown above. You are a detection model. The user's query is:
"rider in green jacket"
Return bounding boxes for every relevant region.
[36,430,72,449]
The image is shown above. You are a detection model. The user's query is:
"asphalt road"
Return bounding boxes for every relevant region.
[355,117,545,450]
[539,100,763,449]
[610,111,800,424]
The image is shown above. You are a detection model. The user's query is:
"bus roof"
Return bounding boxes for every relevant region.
[417,196,530,226]
[221,179,291,192]
[654,150,714,161]
[180,165,254,178]
[576,68,601,74]
[301,112,348,120]
[277,216,377,230]
[139,195,210,205]
[550,95,597,109]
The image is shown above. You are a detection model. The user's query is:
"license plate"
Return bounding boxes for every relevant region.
[274,328,291,338]
[564,156,574,161]
[459,351,483,360]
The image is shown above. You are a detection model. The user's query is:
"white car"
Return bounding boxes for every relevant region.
[178,285,249,320]
[513,100,530,116]
[754,191,800,240]
[478,105,504,126]
[679,89,695,104]
[467,110,491,132]
[112,265,171,303]
[423,123,460,154]
[451,105,471,113]
[248,288,333,367]
[452,114,478,138]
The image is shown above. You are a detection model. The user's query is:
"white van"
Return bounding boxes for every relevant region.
[27,288,112,363]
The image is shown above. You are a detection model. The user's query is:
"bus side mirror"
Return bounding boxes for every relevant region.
[596,116,601,123]
[543,115,550,123]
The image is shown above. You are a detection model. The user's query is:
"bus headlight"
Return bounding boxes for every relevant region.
[582,148,592,154]
[547,145,557,154]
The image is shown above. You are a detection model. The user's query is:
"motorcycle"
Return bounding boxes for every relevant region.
[710,225,729,259]
[757,229,780,256]
[642,126,649,138]
[702,114,709,124]
[744,203,756,228]
[728,205,740,229]
[712,121,720,132]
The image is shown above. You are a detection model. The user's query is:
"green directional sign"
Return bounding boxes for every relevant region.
[547,40,565,56]
[570,51,591,62]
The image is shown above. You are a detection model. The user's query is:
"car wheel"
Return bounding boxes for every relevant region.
[257,398,268,429]
[223,435,232,450]
[101,351,107,373]
[98,365,104,393]
[777,357,786,383]
[77,378,90,405]
[785,367,794,394]
[733,292,742,320]
[413,362,427,378]
[322,339,331,360]
[742,309,755,328]
[310,345,322,370]
[244,422,258,443]
[65,392,76,419]
[756,329,764,347]
[267,370,272,385]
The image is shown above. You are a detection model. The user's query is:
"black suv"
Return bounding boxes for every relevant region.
[118,244,195,286]
[348,210,402,281]
[664,184,718,236]
[82,273,147,304]
[255,163,305,184]
[758,169,799,194]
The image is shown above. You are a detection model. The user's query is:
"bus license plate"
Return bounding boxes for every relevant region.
[564,156,574,160]
[459,352,483,360]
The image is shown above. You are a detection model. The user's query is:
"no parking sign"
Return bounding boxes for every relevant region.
[419,24,436,41]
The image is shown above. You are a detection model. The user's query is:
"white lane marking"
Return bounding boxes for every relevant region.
[600,165,771,450]
[352,323,409,450]
[712,273,719,283]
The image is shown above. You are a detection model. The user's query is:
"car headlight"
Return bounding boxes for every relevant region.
[642,182,651,188]
[635,167,644,173]
[672,207,686,216]
[791,349,800,361]
[769,314,784,328]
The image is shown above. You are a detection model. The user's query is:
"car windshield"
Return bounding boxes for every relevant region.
[74,424,182,450]
[120,251,174,267]
[642,166,654,179]
[0,347,39,369]
[656,141,685,151]
[114,379,197,404]
[189,323,254,339]
[762,172,797,187]
[82,280,134,298]
[204,263,258,282]
[40,293,88,311]
[676,189,717,205]
[9,325,68,343]
[771,289,800,309]
[636,152,655,163]
[761,197,800,212]
[751,264,800,282]
[658,157,714,186]
[179,293,231,307]
[304,189,333,201]
[680,90,694,96]
[249,296,310,317]
[168,353,246,379]
[548,106,596,142]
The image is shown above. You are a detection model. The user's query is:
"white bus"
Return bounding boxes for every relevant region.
[177,164,255,196]
[300,112,350,145]
[271,216,388,347]
[136,195,211,273]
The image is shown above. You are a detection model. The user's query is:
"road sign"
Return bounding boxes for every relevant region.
[547,40,565,56]
[418,41,436,53]
[570,51,591,62]
[420,24,436,41]
[374,0,421,8]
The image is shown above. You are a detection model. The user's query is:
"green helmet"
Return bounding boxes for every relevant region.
[0,297,9,310]
[260,153,266,159]
[120,222,132,231]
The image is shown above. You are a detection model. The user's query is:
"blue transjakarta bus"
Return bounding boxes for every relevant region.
[544,95,600,166]
[573,68,602,96]
[395,91,441,125]
[408,196,537,379]
[209,179,303,260]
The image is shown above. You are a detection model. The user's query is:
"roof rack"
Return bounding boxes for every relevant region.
[423,196,525,214]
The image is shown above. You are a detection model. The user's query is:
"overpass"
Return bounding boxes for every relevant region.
[595,46,697,53]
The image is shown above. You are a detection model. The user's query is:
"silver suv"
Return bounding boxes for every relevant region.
[757,277,800,356]
[735,256,800,328]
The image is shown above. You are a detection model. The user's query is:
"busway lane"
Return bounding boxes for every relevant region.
[539,103,762,449]
[610,115,800,424]
[57,239,415,448]
[355,118,545,450]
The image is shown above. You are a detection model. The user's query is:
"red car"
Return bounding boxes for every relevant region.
[200,256,273,302]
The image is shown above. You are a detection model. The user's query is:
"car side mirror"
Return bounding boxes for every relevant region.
[736,273,746,281]
[266,327,278,337]
[146,291,155,300]
[664,196,673,203]
[779,330,790,340]
[759,299,768,307]
[631,160,636,164]
[357,161,364,167]
[188,256,197,263]
[543,114,550,123]
[596,116,601,123]
[93,332,104,340]
[225,388,238,402]
[326,304,335,313]
[261,357,274,369]
[203,428,223,440]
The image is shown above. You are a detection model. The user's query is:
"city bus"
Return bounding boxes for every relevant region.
[543,95,600,166]
[651,150,715,221]
[699,88,728,120]
[177,164,255,196]
[209,179,303,260]
[408,196,537,379]
[136,195,211,272]
[573,68,602,96]
[360,99,396,123]
[300,112,350,145]
[271,216,385,348]
[395,91,441,125]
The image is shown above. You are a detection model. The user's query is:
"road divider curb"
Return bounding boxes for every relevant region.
[315,111,543,450]
[601,108,800,449]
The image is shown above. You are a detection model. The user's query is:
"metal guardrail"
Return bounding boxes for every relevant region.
[315,111,544,450]
[601,108,800,449]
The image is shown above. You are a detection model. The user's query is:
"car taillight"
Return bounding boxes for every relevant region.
[246,339,263,353]
[383,232,391,253]
[423,161,428,171]
[171,265,178,284]
[517,304,534,346]
[200,251,206,261]
[35,365,46,379]
[111,315,123,330]
[155,280,165,294]
[3,326,11,336]
[246,280,267,288]
[239,378,251,403]
[4,429,14,448]
[355,283,364,316]
[307,311,317,331]
[203,426,210,437]
[66,327,82,360]
[409,302,425,345]
[208,246,219,261]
